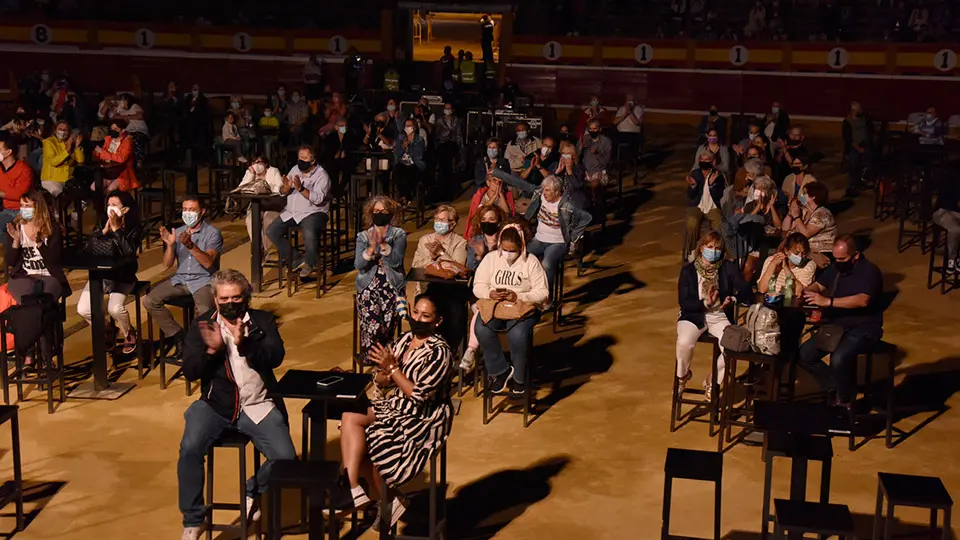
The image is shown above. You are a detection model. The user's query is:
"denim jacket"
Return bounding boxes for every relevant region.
[493,169,592,244]
[354,225,407,293]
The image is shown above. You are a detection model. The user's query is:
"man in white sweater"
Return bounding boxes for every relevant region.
[472,225,549,395]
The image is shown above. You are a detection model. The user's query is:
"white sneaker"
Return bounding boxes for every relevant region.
[323,486,371,517]
[459,348,476,372]
[245,496,261,522]
[181,526,202,540]
[948,259,957,274]
[372,495,408,532]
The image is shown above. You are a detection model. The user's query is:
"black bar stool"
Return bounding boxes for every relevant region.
[149,294,195,395]
[849,341,900,450]
[773,499,854,539]
[873,472,953,540]
[719,349,783,452]
[379,442,447,540]
[0,295,66,414]
[760,433,833,540]
[0,405,23,532]
[928,224,959,294]
[265,459,341,540]
[670,334,721,436]
[662,448,723,540]
[205,431,262,540]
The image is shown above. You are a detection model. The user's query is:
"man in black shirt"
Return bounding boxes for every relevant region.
[480,15,495,62]
[798,235,884,407]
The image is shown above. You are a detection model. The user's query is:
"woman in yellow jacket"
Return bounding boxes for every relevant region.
[41,120,85,198]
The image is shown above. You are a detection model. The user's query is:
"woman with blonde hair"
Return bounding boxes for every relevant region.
[355,195,408,364]
[675,231,751,399]
[3,190,70,303]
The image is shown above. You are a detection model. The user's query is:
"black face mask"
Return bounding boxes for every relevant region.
[791,166,803,174]
[558,133,570,141]
[480,222,500,236]
[699,161,714,171]
[372,212,392,227]
[835,258,856,275]
[109,128,121,138]
[709,110,718,116]
[589,131,600,139]
[407,316,436,337]
[297,160,314,172]
[218,301,248,322]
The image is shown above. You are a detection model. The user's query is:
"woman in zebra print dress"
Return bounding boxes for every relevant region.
[338,292,453,528]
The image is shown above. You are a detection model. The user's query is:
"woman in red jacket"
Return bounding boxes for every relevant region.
[94,119,139,192]
[465,172,515,238]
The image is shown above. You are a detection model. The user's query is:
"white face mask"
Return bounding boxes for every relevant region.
[107,205,124,217]
[387,104,396,112]
[264,111,273,117]
[443,108,453,116]
[771,107,780,114]
[253,163,266,174]
[291,96,300,103]
[192,90,199,97]
[748,133,758,140]
[231,101,240,109]
[541,147,551,157]
[562,153,573,160]
[503,250,520,263]
[56,130,69,140]
[278,89,286,96]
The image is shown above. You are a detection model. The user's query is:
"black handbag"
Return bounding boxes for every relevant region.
[814,273,845,353]
[83,233,121,259]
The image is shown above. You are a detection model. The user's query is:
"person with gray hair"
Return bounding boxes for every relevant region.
[266,145,331,279]
[178,268,293,540]
[735,174,784,280]
[491,170,592,306]
[684,148,728,257]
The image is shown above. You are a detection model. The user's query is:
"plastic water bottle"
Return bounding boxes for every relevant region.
[784,273,794,303]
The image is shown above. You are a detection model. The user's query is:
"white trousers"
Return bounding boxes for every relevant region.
[77,281,132,337]
[675,311,729,383]
[245,210,280,250]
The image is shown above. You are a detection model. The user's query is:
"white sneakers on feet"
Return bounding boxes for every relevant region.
[459,347,476,372]
[372,495,408,532]
[181,526,201,540]
[324,485,372,517]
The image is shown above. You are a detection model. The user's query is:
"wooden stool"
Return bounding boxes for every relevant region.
[873,472,953,540]
[205,431,262,540]
[265,459,340,540]
[379,442,447,540]
[670,334,721,436]
[773,499,854,539]
[0,406,23,532]
[662,448,722,540]
[761,433,833,539]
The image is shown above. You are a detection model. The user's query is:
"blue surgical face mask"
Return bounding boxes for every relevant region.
[516,131,527,140]
[182,210,200,227]
[433,221,451,235]
[788,253,804,266]
[799,193,809,206]
[487,148,498,159]
[702,247,722,263]
[19,207,34,221]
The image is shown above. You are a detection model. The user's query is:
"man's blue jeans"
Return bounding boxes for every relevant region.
[475,313,540,384]
[527,239,567,300]
[797,326,880,402]
[266,212,328,269]
[177,400,296,527]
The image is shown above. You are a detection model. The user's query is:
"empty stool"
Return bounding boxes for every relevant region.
[670,334,721,436]
[149,294,195,395]
[265,459,340,540]
[662,448,722,540]
[719,350,785,452]
[773,499,854,539]
[873,472,953,540]
[761,433,833,539]
[205,431,262,540]
[0,406,23,532]
[379,442,447,540]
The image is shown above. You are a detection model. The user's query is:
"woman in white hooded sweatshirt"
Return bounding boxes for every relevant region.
[472,224,549,396]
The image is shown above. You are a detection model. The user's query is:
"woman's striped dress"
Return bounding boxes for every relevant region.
[366,332,453,488]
